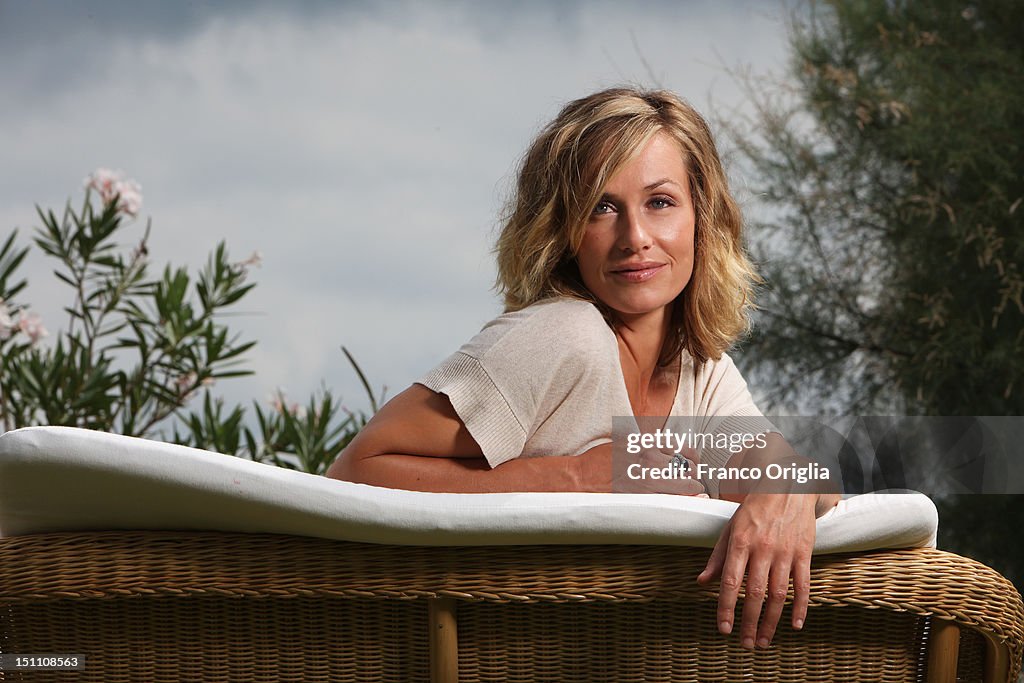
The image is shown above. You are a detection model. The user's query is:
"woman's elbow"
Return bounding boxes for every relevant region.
[325,438,377,484]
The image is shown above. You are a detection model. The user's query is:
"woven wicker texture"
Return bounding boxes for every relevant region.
[0,531,1020,682]
[458,600,930,682]
[957,628,986,681]
[1,597,429,683]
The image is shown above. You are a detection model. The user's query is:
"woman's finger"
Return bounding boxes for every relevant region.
[738,553,770,650]
[698,520,729,585]
[755,563,791,647]
[790,553,811,630]
[716,537,753,639]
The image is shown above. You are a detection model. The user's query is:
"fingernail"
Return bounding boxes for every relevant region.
[794,619,804,630]
[757,637,769,648]
[720,621,732,634]
[742,637,754,649]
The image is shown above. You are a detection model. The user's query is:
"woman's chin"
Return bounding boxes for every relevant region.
[601,296,676,321]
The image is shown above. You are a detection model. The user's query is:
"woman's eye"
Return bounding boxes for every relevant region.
[650,197,675,209]
[592,201,615,215]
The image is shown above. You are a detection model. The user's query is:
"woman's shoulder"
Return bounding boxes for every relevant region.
[687,349,737,373]
[466,296,614,359]
[683,349,744,389]
[417,298,620,468]
[492,296,607,329]
[681,348,763,415]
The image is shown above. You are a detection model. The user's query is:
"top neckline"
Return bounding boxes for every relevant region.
[609,327,687,432]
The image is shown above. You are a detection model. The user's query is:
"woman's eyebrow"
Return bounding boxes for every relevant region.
[599,178,682,201]
[644,178,681,191]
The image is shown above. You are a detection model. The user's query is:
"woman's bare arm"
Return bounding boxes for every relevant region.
[325,384,614,493]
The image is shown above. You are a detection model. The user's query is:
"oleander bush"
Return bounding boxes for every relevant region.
[0,170,376,475]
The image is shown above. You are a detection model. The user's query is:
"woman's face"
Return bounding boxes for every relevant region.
[576,132,696,325]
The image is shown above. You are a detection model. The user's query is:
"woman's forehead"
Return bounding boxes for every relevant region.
[597,132,691,188]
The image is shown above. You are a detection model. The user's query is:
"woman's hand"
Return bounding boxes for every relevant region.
[696,491,819,649]
[617,447,707,496]
[695,432,840,648]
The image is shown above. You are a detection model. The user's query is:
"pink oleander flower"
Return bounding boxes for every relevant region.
[174,372,213,402]
[83,168,144,217]
[269,391,304,417]
[175,372,198,393]
[83,168,120,202]
[0,298,15,341]
[115,178,143,217]
[238,251,263,269]
[16,311,48,345]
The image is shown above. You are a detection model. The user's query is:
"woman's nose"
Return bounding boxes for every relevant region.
[616,208,652,253]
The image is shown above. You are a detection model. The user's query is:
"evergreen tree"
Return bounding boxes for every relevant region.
[725,0,1023,584]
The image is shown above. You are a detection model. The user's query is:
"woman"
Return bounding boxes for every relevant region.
[326,87,840,650]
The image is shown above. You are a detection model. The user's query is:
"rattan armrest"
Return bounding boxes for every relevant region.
[1,531,1021,682]
[806,548,1023,683]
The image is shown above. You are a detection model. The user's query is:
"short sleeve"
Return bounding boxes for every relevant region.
[416,299,617,469]
[695,352,771,420]
[417,350,528,469]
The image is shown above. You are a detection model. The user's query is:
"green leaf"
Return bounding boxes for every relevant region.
[0,229,29,301]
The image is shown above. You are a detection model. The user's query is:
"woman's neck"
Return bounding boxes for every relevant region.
[614,305,672,389]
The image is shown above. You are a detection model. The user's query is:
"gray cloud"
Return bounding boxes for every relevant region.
[0,0,792,418]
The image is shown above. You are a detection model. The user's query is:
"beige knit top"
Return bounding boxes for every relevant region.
[417,297,775,496]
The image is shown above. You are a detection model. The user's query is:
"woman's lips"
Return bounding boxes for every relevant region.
[611,263,666,282]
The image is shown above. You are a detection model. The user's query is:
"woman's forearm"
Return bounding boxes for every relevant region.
[328,442,613,494]
[324,385,612,493]
[720,432,840,516]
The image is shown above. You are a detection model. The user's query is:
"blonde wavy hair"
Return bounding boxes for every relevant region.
[495,86,760,365]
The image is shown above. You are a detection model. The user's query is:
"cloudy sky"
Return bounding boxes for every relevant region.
[1,0,794,422]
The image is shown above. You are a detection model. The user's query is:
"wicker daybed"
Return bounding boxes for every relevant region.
[0,427,1021,682]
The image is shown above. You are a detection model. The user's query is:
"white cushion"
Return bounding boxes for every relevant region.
[0,426,937,552]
